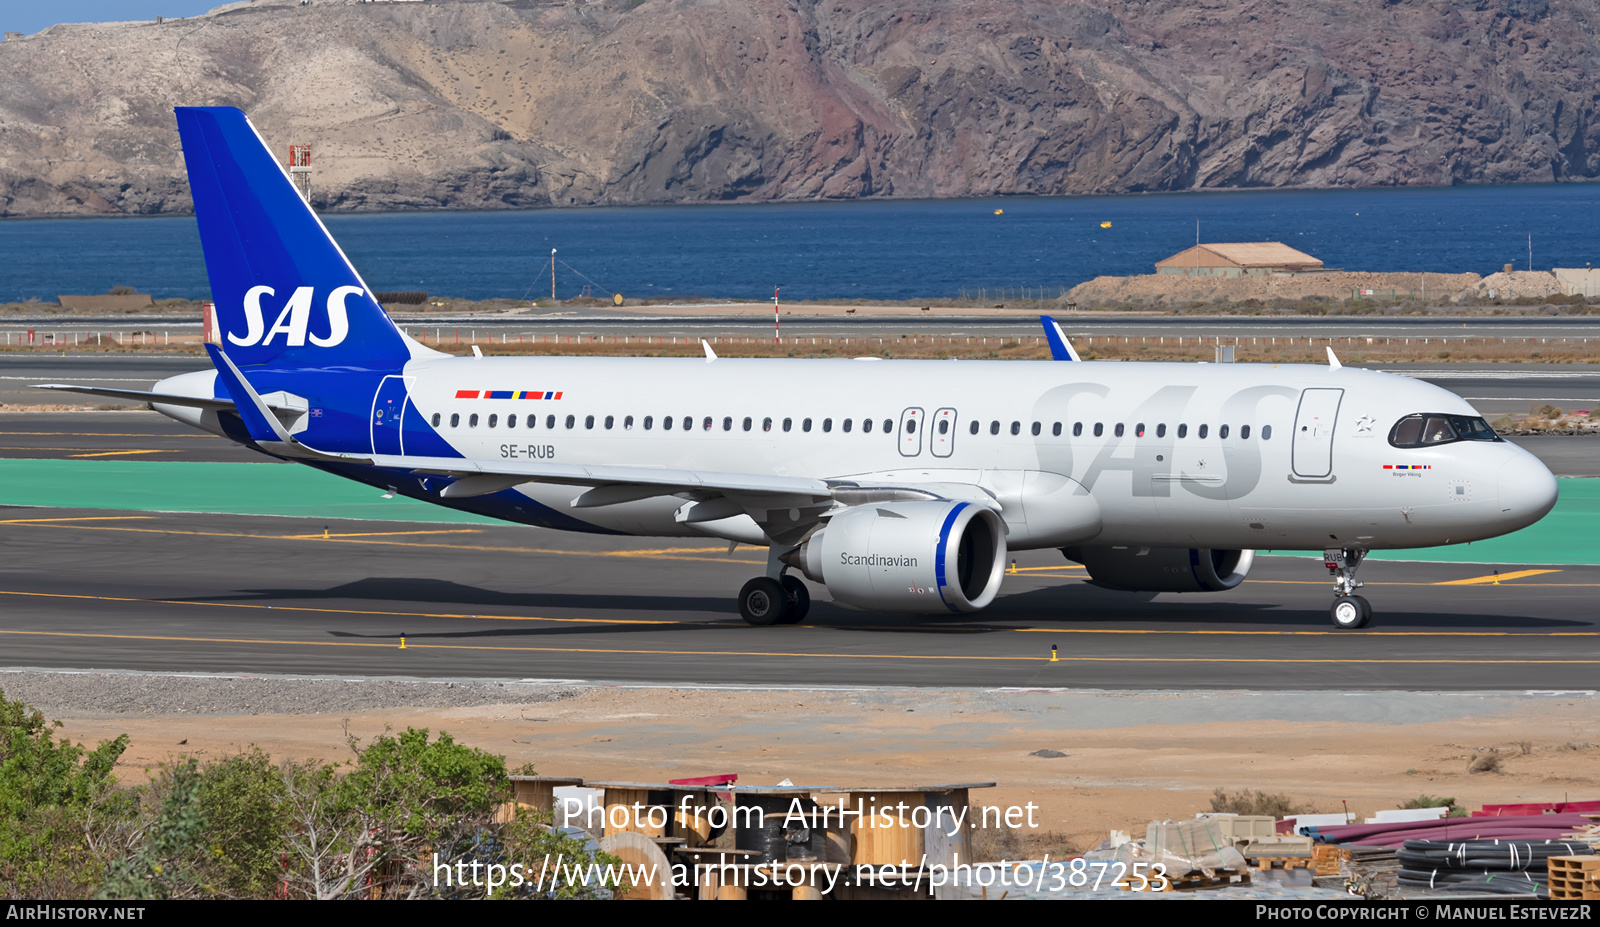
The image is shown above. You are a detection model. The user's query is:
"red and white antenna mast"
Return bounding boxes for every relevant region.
[287,145,312,203]
[772,285,780,345]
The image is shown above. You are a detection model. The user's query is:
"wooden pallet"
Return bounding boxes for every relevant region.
[1312,845,1349,877]
[1123,868,1250,893]
[1548,856,1600,901]
[1247,856,1313,871]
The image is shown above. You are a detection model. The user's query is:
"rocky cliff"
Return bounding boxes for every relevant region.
[3,0,1600,217]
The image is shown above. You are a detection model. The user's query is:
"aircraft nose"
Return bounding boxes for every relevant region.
[1497,451,1559,530]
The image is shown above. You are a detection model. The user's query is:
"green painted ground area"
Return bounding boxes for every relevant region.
[0,459,1594,565]
[1361,477,1600,566]
[0,459,502,525]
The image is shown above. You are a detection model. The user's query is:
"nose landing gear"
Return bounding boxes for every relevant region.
[1325,547,1371,629]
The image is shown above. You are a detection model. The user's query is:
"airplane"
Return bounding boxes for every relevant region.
[39,107,1559,631]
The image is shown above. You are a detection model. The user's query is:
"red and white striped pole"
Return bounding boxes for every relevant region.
[772,285,780,345]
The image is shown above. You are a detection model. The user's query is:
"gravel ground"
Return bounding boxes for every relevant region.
[0,669,583,717]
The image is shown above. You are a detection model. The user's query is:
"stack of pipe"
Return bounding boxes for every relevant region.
[1298,813,1595,848]
[1396,839,1592,895]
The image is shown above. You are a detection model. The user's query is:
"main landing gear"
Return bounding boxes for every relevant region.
[1325,547,1371,630]
[737,576,810,626]
[738,550,810,626]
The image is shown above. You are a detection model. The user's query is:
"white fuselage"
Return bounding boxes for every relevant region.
[210,353,1551,553]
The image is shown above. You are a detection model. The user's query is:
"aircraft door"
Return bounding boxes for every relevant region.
[1291,388,1343,480]
[371,375,411,456]
[930,408,957,458]
[898,407,925,457]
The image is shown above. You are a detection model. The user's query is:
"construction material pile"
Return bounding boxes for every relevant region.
[1299,813,1597,848]
[1395,839,1588,895]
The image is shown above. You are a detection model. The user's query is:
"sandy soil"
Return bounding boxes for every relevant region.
[1065,272,1485,306]
[49,686,1600,855]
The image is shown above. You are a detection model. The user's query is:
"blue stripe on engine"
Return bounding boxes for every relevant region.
[934,502,968,613]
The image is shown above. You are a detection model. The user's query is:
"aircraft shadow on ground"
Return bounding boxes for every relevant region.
[179,576,1593,637]
[979,584,1594,631]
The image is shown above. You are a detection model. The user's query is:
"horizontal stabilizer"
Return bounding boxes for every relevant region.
[31,382,302,416]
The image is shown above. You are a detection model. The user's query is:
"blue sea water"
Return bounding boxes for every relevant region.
[3,184,1599,304]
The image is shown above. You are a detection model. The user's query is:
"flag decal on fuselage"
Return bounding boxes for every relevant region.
[454,390,565,400]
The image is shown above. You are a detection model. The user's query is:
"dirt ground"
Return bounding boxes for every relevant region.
[51,686,1600,856]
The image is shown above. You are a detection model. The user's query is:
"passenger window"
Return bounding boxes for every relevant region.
[623,415,632,429]
[1219,424,1229,439]
[585,415,595,429]
[1136,423,1145,437]
[1051,422,1061,437]
[508,414,517,428]
[1093,423,1103,437]
[742,416,752,431]
[882,419,892,433]
[1262,424,1272,440]
[449,413,459,428]
[703,417,713,431]
[783,418,792,432]
[1114,423,1124,437]
[990,421,1000,435]
[1010,422,1020,435]
[432,413,442,427]
[823,418,833,433]
[682,416,692,430]
[565,415,575,429]
[843,419,853,433]
[469,413,479,427]
[942,420,952,435]
[863,418,874,433]
[604,415,614,429]
[1156,423,1166,438]
[803,418,813,433]
[488,414,498,428]
[1199,424,1209,438]
[1241,424,1250,439]
[644,415,653,430]
[1177,423,1187,438]
[723,417,733,431]
[1073,422,1082,437]
[661,416,671,430]
[1031,422,1041,436]
[547,415,556,429]
[763,417,773,432]
[969,420,979,435]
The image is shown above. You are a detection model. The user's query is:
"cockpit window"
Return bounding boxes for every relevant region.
[1389,413,1500,448]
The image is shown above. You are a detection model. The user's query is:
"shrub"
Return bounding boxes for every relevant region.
[0,688,132,898]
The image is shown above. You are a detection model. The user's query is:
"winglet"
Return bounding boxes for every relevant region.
[1326,346,1343,370]
[1040,316,1081,361]
[702,339,717,363]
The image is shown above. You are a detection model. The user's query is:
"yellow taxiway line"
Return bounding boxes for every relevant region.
[1434,569,1562,585]
[1,627,1598,665]
[1,588,1595,640]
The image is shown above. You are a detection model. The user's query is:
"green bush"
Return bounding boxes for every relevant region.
[0,688,131,898]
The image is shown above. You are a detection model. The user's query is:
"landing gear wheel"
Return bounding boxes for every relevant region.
[1331,595,1371,630]
[739,577,789,626]
[778,575,810,625]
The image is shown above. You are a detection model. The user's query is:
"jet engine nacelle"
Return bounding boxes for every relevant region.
[785,501,1007,613]
[1063,546,1254,593]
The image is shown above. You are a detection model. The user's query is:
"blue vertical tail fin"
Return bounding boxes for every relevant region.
[175,107,422,370]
